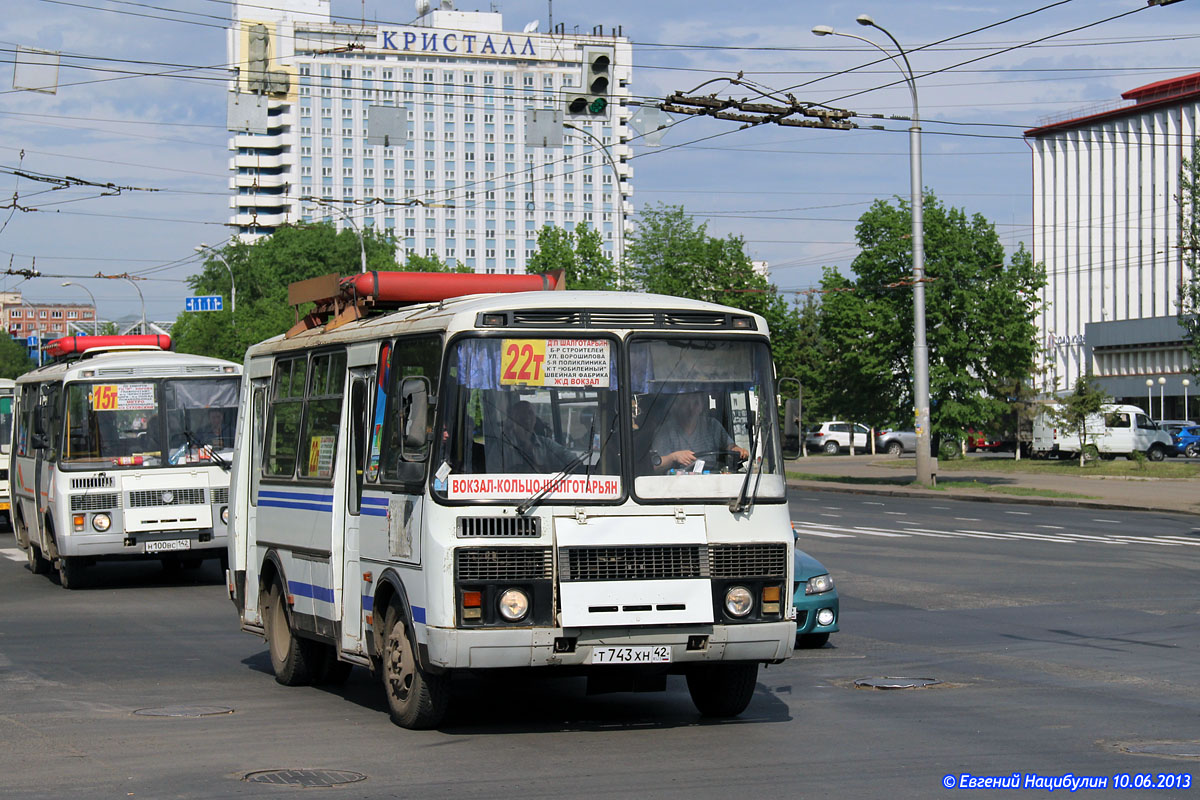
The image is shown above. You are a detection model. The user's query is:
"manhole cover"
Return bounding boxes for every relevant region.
[245,770,367,788]
[1120,742,1200,758]
[133,705,234,717]
[855,676,941,690]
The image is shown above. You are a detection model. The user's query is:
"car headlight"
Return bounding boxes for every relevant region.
[92,512,111,532]
[724,586,753,617]
[806,574,834,595]
[497,588,529,622]
[220,506,229,525]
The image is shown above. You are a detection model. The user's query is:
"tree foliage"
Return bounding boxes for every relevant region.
[1177,137,1200,366]
[172,223,467,362]
[526,224,618,290]
[818,192,1045,438]
[1056,374,1108,467]
[0,334,35,378]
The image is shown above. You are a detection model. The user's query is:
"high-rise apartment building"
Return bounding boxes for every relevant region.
[228,0,634,274]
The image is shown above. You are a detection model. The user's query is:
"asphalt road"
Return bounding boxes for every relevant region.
[1,490,1198,799]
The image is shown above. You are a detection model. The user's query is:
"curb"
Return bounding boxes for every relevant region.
[785,480,1192,515]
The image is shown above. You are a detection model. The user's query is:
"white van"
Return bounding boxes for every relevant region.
[1030,403,1174,461]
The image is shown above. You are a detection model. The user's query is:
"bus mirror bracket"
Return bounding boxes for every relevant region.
[402,376,431,455]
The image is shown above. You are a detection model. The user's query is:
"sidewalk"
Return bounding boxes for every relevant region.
[786,453,1200,515]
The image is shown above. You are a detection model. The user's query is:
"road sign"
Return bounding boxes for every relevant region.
[185,295,224,312]
[26,336,37,346]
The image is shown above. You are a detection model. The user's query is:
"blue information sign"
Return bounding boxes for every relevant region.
[185,295,224,312]
[26,336,37,346]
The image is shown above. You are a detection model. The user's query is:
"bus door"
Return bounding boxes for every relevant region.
[239,377,269,619]
[33,383,61,554]
[339,369,372,652]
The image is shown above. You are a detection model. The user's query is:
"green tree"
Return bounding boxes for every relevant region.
[818,192,1045,441]
[0,334,35,378]
[1056,374,1108,467]
[1177,137,1200,365]
[526,224,617,290]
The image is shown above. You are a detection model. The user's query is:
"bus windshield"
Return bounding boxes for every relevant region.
[433,337,623,502]
[629,337,785,501]
[62,378,238,469]
[0,394,12,453]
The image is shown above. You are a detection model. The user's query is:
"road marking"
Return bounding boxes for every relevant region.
[1093,519,1121,524]
[1109,535,1182,546]
[791,521,1192,550]
[955,529,1024,541]
[0,548,25,562]
[954,517,981,522]
[821,506,842,510]
[1003,530,1083,543]
[1135,536,1200,546]
[1004,511,1032,516]
[819,513,841,518]
[883,511,907,516]
[1038,525,1065,530]
[863,502,885,506]
[931,506,950,510]
[798,530,855,538]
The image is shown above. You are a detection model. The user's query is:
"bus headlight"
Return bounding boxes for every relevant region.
[497,588,529,622]
[92,513,111,532]
[805,574,834,595]
[220,506,229,525]
[724,586,753,617]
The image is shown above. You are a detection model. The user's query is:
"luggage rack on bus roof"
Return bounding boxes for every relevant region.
[285,269,564,338]
[43,335,171,361]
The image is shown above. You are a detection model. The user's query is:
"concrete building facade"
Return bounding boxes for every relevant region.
[227,0,634,274]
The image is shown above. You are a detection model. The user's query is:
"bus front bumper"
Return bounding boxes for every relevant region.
[424,621,795,670]
[55,529,227,559]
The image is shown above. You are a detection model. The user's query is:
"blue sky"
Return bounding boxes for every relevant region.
[1,0,1198,321]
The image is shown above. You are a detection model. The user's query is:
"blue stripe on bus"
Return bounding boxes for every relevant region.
[361,507,388,517]
[257,490,334,513]
[288,580,335,604]
[260,490,335,502]
[361,496,389,506]
[259,499,334,513]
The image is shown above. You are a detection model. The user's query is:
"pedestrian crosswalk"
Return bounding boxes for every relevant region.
[792,520,1200,548]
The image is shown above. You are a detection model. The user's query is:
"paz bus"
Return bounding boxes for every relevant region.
[12,335,241,589]
[227,272,795,728]
[0,378,14,530]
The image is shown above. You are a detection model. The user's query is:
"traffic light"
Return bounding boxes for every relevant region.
[566,49,612,118]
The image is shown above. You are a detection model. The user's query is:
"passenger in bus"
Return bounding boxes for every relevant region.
[650,392,748,473]
[502,400,573,473]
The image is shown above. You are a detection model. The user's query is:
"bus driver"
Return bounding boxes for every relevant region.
[651,392,748,473]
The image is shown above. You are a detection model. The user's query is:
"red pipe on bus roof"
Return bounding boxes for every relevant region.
[339,271,561,304]
[44,335,171,359]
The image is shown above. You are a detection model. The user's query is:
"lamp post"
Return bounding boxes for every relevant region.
[124,277,146,334]
[1158,376,1167,420]
[1146,378,1154,416]
[60,281,99,335]
[303,197,366,274]
[565,123,625,285]
[813,15,932,485]
[194,244,237,317]
[1184,379,1190,420]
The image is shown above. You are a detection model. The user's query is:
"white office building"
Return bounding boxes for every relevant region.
[1026,73,1200,417]
[227,0,634,274]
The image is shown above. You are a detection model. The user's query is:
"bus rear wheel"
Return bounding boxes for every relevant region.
[26,542,51,575]
[686,662,759,717]
[56,556,87,590]
[262,580,318,686]
[382,604,448,729]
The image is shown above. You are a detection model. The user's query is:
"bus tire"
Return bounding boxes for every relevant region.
[686,662,759,718]
[262,580,318,686]
[382,604,448,729]
[56,556,87,590]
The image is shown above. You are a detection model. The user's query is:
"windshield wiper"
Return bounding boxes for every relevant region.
[730,409,764,513]
[179,429,230,471]
[516,413,616,516]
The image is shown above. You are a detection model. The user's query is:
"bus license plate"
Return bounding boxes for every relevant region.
[588,645,672,665]
[145,539,190,553]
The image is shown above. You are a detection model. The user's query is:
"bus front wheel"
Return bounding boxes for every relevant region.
[382,604,448,729]
[262,580,318,686]
[56,556,86,590]
[686,662,759,718]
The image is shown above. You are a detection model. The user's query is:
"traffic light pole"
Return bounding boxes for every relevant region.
[564,123,624,286]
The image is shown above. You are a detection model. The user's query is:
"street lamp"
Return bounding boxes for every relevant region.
[194,244,237,316]
[303,197,366,274]
[813,15,933,485]
[1158,376,1167,420]
[1146,378,1154,416]
[124,277,146,335]
[60,281,99,335]
[565,123,625,285]
[1184,379,1190,420]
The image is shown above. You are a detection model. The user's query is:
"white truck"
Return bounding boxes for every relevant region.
[1030,403,1174,461]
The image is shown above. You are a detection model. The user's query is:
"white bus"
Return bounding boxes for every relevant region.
[227,272,795,729]
[12,335,241,589]
[0,378,15,530]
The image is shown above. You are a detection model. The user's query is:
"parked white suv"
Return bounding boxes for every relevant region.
[806,421,871,454]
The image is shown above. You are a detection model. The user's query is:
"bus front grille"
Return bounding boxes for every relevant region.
[559,545,708,582]
[129,488,206,507]
[455,547,552,581]
[71,476,115,490]
[70,493,120,512]
[211,488,229,505]
[456,516,541,538]
[708,543,789,579]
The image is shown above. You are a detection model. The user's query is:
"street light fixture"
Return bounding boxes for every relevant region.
[565,123,625,286]
[60,281,99,335]
[1146,378,1154,416]
[194,244,237,316]
[1184,378,1191,420]
[1158,376,1167,420]
[124,277,146,335]
[813,15,933,485]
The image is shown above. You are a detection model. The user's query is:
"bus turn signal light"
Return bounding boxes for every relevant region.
[761,585,781,615]
[462,590,483,620]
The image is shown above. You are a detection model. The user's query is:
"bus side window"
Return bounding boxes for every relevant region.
[297,350,346,482]
[381,335,441,485]
[250,383,267,504]
[264,356,307,478]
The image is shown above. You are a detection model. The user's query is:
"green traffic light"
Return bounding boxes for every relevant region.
[588,97,607,114]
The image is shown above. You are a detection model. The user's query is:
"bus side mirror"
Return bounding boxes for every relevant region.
[782,398,801,460]
[401,376,431,456]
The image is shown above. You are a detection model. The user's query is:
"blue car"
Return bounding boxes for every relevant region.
[1172,425,1200,457]
[792,543,840,648]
